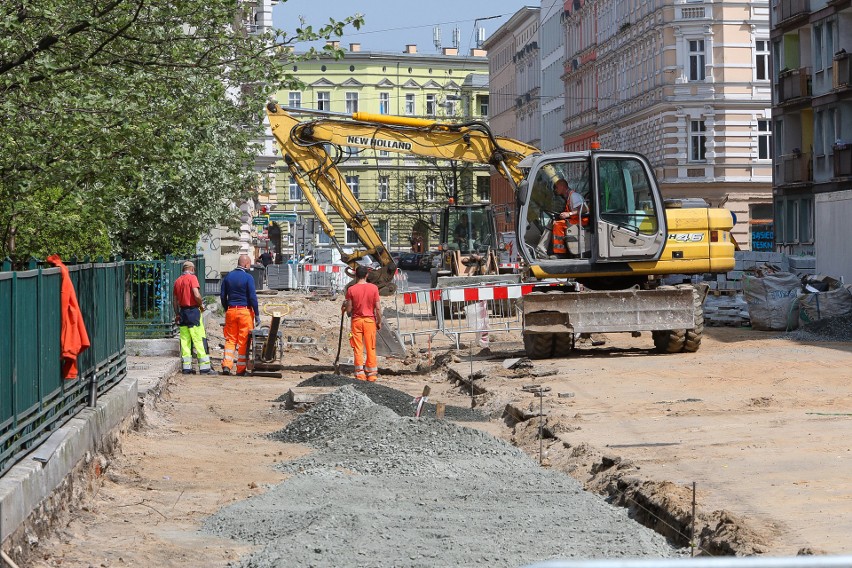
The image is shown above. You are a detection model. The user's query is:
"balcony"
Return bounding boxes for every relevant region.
[834,144,852,177]
[833,52,851,90]
[779,0,810,22]
[781,152,813,184]
[776,68,812,103]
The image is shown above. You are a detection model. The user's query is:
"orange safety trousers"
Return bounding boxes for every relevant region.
[552,214,590,255]
[222,307,254,374]
[349,317,377,381]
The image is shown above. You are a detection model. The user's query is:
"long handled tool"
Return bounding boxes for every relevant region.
[333,311,345,374]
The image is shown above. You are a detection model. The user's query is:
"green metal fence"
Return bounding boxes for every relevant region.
[0,258,127,477]
[125,255,205,339]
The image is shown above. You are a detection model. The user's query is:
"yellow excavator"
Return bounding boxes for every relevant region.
[265,102,735,357]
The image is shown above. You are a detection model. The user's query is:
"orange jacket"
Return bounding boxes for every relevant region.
[46,255,91,380]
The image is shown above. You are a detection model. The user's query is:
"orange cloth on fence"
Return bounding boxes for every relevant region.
[222,307,254,374]
[46,255,91,380]
[349,317,377,382]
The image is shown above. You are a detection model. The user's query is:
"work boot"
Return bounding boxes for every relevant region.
[182,369,194,375]
[199,369,216,375]
[220,367,231,376]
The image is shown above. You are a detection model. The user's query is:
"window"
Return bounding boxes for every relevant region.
[445,99,456,115]
[405,176,416,200]
[688,40,705,81]
[405,93,415,115]
[758,119,772,160]
[815,24,824,72]
[444,176,456,199]
[317,91,330,111]
[345,226,359,245]
[425,176,436,201]
[775,196,814,244]
[345,92,359,113]
[379,92,389,114]
[749,203,774,251]
[755,40,769,81]
[378,150,389,157]
[346,175,360,199]
[477,95,489,117]
[476,176,490,201]
[288,92,302,108]
[690,120,707,161]
[426,94,436,116]
[288,176,303,201]
[376,219,389,244]
[378,176,389,201]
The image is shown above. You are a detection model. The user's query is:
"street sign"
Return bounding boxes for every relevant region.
[252,216,269,227]
[268,212,298,223]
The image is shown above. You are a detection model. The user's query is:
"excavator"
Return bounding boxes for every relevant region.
[265,102,736,357]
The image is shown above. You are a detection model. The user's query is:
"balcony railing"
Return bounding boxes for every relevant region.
[779,0,810,21]
[781,152,813,184]
[833,53,851,90]
[834,144,852,177]
[777,67,812,103]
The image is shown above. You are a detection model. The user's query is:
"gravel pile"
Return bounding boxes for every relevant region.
[206,386,679,567]
[784,314,852,342]
[286,373,487,421]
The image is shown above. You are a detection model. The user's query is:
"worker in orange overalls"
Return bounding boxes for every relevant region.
[219,254,259,376]
[551,178,589,256]
[342,264,382,381]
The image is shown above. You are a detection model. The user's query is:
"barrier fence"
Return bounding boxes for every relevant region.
[390,282,534,347]
[0,258,126,477]
[266,264,409,295]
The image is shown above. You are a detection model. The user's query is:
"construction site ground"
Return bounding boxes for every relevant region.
[28,288,852,566]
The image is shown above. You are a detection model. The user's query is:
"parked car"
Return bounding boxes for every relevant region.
[397,253,422,270]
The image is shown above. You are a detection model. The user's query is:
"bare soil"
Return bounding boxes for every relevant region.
[26,290,852,566]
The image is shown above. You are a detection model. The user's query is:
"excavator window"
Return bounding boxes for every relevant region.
[596,157,659,235]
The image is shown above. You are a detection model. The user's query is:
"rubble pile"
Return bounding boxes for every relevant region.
[206,386,679,568]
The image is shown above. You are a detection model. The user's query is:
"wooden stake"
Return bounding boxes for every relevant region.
[435,402,446,419]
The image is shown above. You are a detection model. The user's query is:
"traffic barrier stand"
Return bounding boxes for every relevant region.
[390,282,529,348]
[301,264,350,295]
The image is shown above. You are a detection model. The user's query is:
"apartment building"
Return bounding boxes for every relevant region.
[270,44,490,253]
[541,0,568,153]
[562,0,774,250]
[482,6,541,232]
[772,0,852,279]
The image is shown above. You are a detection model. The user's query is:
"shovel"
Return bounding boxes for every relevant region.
[333,311,345,375]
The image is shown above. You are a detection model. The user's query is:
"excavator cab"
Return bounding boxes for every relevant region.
[430,203,507,288]
[517,150,668,279]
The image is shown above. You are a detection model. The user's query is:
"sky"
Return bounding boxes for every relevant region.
[272,1,536,54]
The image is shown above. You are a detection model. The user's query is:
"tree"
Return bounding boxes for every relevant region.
[0,0,363,260]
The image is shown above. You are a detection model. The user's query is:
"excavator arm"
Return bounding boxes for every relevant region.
[265,102,540,294]
[268,105,399,295]
[267,103,539,191]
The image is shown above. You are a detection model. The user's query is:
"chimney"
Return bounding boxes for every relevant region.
[442,47,458,56]
[404,44,417,54]
[349,43,361,52]
[326,40,340,49]
[470,48,487,57]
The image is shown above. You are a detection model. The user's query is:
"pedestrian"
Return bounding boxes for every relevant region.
[259,250,273,267]
[173,261,214,375]
[342,265,382,381]
[220,254,260,376]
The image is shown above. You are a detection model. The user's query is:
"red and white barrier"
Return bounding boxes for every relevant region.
[302,264,344,273]
[402,283,535,305]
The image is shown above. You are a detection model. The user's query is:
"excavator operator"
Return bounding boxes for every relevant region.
[551,178,589,257]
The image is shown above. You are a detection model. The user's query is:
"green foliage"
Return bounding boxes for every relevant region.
[0,0,363,261]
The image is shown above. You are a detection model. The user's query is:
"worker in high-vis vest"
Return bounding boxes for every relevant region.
[551,179,589,256]
[173,261,214,375]
[220,254,260,376]
[342,264,382,382]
